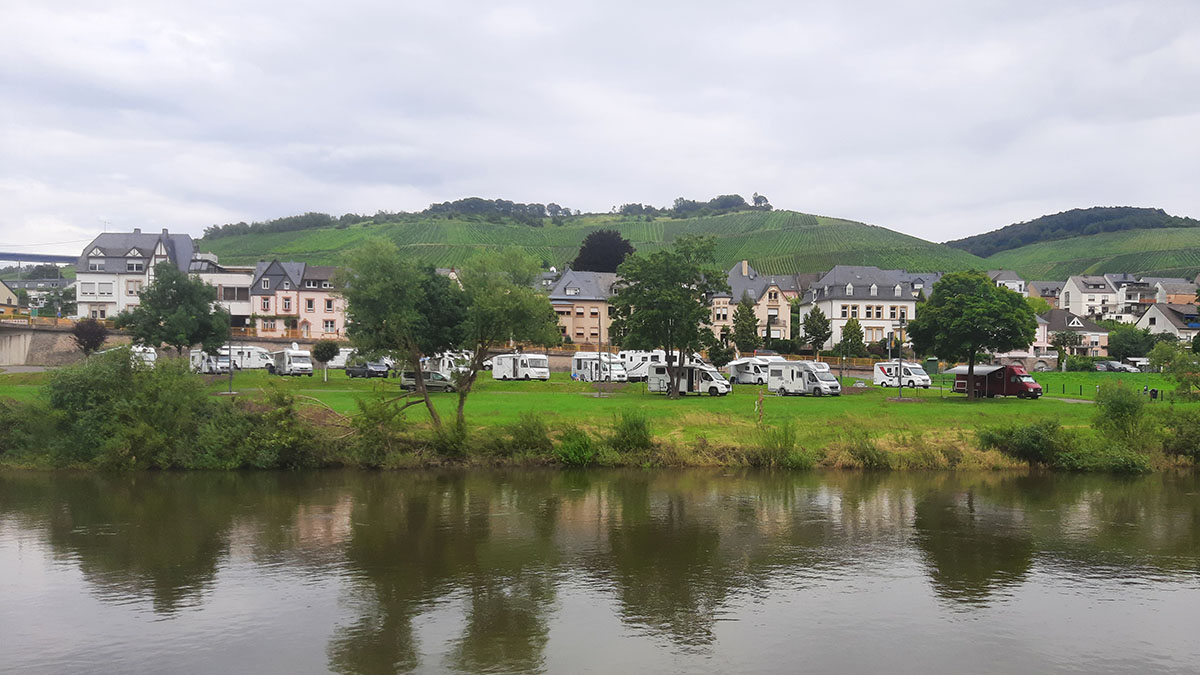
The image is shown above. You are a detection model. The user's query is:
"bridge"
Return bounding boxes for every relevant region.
[0,252,78,264]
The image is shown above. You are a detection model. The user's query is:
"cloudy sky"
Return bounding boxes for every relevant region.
[3,0,1199,253]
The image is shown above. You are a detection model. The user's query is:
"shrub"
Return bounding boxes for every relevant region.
[1065,355,1099,371]
[977,420,1070,465]
[845,431,890,469]
[554,426,598,466]
[609,409,653,454]
[351,395,410,467]
[243,389,326,469]
[1093,382,1148,445]
[1159,407,1200,460]
[751,420,817,469]
[486,413,554,456]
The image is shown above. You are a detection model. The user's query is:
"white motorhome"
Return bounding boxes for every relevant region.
[98,345,158,366]
[873,361,931,388]
[189,350,231,374]
[220,345,272,370]
[768,361,841,396]
[646,363,731,396]
[426,351,472,378]
[268,345,314,376]
[491,353,551,381]
[618,350,666,381]
[572,352,628,382]
[726,356,771,385]
[327,347,355,369]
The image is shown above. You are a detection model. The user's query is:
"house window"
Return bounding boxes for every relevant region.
[864,306,874,319]
[262,319,276,331]
[261,279,270,290]
[88,258,102,271]
[305,299,315,312]
[899,308,907,320]
[870,284,877,297]
[845,284,854,296]
[283,297,292,311]
[322,281,332,289]
[566,287,579,296]
[222,287,249,301]
[890,306,898,320]
[125,280,142,296]
[850,305,859,318]
[306,280,318,289]
[840,305,848,318]
[261,298,270,311]
[575,308,584,316]
[325,299,334,312]
[98,283,113,297]
[590,307,599,316]
[894,285,902,297]
[283,281,291,290]
[769,291,778,300]
[126,260,144,272]
[80,282,95,296]
[91,308,107,319]
[323,320,336,333]
[1149,317,1156,326]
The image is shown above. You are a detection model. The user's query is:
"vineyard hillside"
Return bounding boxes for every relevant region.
[197,210,986,274]
[984,227,1200,280]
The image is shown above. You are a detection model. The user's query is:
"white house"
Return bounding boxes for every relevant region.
[1060,275,1116,320]
[190,253,255,330]
[1136,303,1200,343]
[74,229,194,319]
[793,266,919,348]
[987,270,1027,296]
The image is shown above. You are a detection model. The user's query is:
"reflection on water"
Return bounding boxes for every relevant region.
[1,470,1198,673]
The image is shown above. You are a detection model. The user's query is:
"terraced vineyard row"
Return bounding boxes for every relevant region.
[986,227,1200,280]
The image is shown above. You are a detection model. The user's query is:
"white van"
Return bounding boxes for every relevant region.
[873,361,931,388]
[269,345,314,376]
[769,361,841,396]
[572,352,628,382]
[491,353,551,381]
[647,363,731,396]
[220,345,272,370]
[189,349,231,374]
[726,356,770,385]
[426,351,472,378]
[327,347,356,369]
[99,345,158,366]
[618,350,666,381]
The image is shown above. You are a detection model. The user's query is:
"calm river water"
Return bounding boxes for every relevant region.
[1,470,1198,674]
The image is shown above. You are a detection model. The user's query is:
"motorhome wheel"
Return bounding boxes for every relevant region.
[709,387,718,396]
[523,375,530,381]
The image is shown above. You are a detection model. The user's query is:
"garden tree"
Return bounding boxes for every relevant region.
[571,229,635,273]
[730,295,761,354]
[1149,341,1200,396]
[311,340,340,382]
[1194,333,1200,354]
[835,318,866,358]
[114,263,229,355]
[338,241,467,431]
[15,289,29,306]
[609,235,729,398]
[1106,324,1158,362]
[1025,296,1052,315]
[1050,331,1083,370]
[707,341,736,368]
[801,306,833,359]
[71,318,108,355]
[44,286,76,316]
[907,271,1037,398]
[453,250,561,432]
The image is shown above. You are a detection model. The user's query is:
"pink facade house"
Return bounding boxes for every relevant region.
[251,260,346,339]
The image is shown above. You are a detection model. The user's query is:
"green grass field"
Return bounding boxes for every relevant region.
[197,210,988,275]
[984,227,1200,280]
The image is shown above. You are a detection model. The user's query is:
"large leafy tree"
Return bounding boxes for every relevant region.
[1050,331,1083,370]
[908,271,1037,397]
[802,305,833,359]
[454,250,561,431]
[730,295,761,355]
[609,235,729,398]
[338,240,466,430]
[571,229,634,273]
[1150,341,1200,396]
[114,263,229,355]
[1106,324,1157,361]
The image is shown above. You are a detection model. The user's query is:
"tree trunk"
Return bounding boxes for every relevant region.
[967,350,977,401]
[455,346,487,432]
[323,365,328,383]
[411,350,442,430]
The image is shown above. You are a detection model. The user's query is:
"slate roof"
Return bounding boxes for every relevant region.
[1030,281,1064,296]
[1071,275,1114,292]
[76,229,194,274]
[712,261,801,301]
[1152,304,1200,331]
[6,278,72,290]
[987,270,1023,282]
[252,260,306,291]
[1040,309,1107,333]
[885,270,942,289]
[803,266,913,303]
[302,265,337,281]
[548,269,619,302]
[1157,281,1198,296]
[1141,277,1191,286]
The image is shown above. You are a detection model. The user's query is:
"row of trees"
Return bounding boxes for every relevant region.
[617,193,771,219]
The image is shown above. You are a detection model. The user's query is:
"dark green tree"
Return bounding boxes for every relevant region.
[338,240,467,430]
[571,229,634,273]
[311,339,340,382]
[609,235,729,398]
[1193,333,1200,354]
[114,263,229,355]
[730,295,761,355]
[1050,331,1083,370]
[71,317,108,355]
[908,271,1037,398]
[835,317,866,358]
[707,342,736,368]
[1106,324,1157,362]
[801,305,833,359]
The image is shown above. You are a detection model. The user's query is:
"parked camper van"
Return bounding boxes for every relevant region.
[491,353,551,381]
[572,352,628,382]
[327,347,355,369]
[768,361,841,396]
[426,351,471,378]
[726,357,770,385]
[873,361,932,388]
[220,345,272,370]
[189,350,231,374]
[618,350,666,381]
[268,345,314,376]
[99,345,158,366]
[647,363,731,396]
[946,364,1042,399]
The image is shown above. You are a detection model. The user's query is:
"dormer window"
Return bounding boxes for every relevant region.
[894,284,902,297]
[845,284,854,296]
[126,260,144,273]
[90,247,104,257]
[305,280,318,289]
[322,281,332,289]
[261,279,270,290]
[88,258,103,272]
[869,284,878,297]
[283,281,291,290]
[566,287,579,296]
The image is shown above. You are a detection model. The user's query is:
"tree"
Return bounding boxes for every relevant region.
[1025,296,1052,315]
[312,340,340,382]
[835,318,866,358]
[730,295,761,354]
[572,229,635,273]
[1106,324,1157,362]
[752,192,770,208]
[338,241,467,431]
[609,235,729,398]
[1193,333,1200,354]
[71,318,108,356]
[1050,331,1083,370]
[114,263,229,355]
[453,250,561,432]
[801,305,833,360]
[907,271,1037,399]
[14,289,29,307]
[707,342,736,368]
[1149,341,1200,397]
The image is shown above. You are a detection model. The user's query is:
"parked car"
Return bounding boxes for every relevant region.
[396,370,457,392]
[346,361,389,378]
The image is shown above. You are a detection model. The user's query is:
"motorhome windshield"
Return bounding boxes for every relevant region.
[292,356,312,364]
[1019,375,1037,383]
[529,358,548,369]
[906,367,927,377]
[816,372,837,382]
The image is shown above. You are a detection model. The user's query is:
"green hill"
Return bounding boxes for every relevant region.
[197,210,986,275]
[946,206,1200,258]
[984,227,1200,280]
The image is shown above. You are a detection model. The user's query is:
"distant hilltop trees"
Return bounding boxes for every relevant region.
[200,193,773,240]
[946,206,1200,258]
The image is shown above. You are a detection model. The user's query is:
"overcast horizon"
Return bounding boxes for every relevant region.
[4,0,1200,255]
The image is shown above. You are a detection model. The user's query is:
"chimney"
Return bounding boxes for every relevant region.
[133,228,141,234]
[162,228,169,235]
[741,260,748,276]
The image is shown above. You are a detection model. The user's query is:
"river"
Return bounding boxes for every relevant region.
[1,470,1197,674]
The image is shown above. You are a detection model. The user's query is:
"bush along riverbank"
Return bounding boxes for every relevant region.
[0,350,1196,472]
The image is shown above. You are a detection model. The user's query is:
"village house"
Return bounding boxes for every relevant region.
[0,280,18,315]
[6,278,74,312]
[1028,281,1064,308]
[250,260,346,339]
[708,261,801,342]
[993,314,1055,371]
[793,266,919,349]
[74,228,194,320]
[547,269,618,345]
[1060,275,1116,320]
[1042,309,1108,357]
[1135,303,1200,343]
[191,253,255,330]
[1155,280,1198,305]
[987,270,1027,296]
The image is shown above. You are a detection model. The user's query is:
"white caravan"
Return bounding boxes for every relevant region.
[726,356,771,385]
[491,353,551,381]
[873,361,931,388]
[426,351,472,378]
[768,361,841,396]
[327,347,355,369]
[220,345,272,370]
[646,363,731,396]
[189,350,231,374]
[572,352,628,382]
[268,345,314,376]
[618,350,666,381]
[129,345,158,366]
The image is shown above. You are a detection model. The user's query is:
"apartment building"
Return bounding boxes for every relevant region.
[547,270,617,345]
[190,254,255,329]
[74,229,194,319]
[793,266,919,349]
[1136,304,1200,343]
[1042,309,1108,357]
[250,260,346,339]
[709,261,801,341]
[987,270,1027,296]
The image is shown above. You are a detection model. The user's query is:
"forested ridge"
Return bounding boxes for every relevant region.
[946,207,1200,258]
